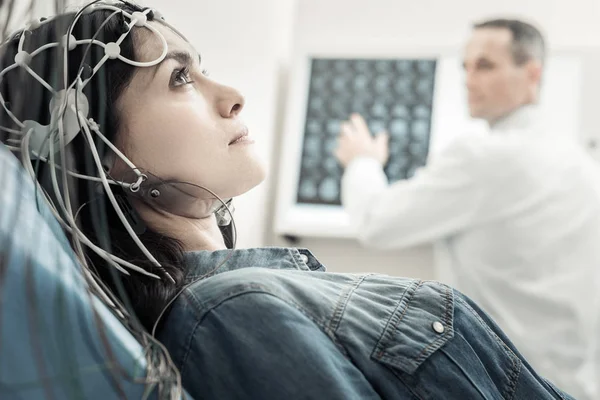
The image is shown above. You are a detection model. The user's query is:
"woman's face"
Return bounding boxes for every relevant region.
[116,22,266,201]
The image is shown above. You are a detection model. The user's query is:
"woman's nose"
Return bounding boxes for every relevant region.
[216,84,245,118]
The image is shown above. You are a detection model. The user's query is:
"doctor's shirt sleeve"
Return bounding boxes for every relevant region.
[341,136,503,249]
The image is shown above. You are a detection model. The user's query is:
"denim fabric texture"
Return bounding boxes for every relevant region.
[158,248,575,400]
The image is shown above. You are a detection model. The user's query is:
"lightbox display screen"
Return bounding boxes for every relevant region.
[296,58,437,206]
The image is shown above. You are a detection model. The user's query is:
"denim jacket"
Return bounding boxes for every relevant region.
[158,247,573,400]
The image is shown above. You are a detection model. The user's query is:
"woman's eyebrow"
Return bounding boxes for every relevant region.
[150,50,195,79]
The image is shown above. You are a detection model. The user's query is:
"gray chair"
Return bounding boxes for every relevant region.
[0,145,187,399]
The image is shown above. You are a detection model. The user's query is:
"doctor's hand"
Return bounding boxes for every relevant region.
[335,113,389,168]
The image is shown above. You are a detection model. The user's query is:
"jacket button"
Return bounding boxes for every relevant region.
[299,254,309,264]
[432,321,445,334]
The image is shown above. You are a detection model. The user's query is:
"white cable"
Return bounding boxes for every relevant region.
[20,127,160,279]
[25,151,133,186]
[64,8,121,106]
[20,128,130,272]
[23,65,56,94]
[61,3,120,93]
[1,4,168,126]
[24,17,54,34]
[83,53,109,88]
[3,129,141,198]
[117,20,168,68]
[18,27,27,52]
[30,42,59,58]
[92,3,135,20]
[115,16,136,47]
[76,38,106,48]
[0,60,18,79]
[0,126,20,134]
[50,126,97,288]
[48,125,124,275]
[88,120,140,174]
[80,265,121,313]
[41,191,158,277]
[66,3,96,37]
[81,8,168,88]
[78,9,122,88]
[5,3,187,392]
[10,40,100,97]
[77,8,126,89]
[0,90,24,128]
[63,4,89,88]
[4,144,20,152]
[54,107,76,241]
[78,110,172,281]
[1,1,178,283]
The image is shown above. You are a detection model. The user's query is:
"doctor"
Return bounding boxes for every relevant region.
[335,18,600,400]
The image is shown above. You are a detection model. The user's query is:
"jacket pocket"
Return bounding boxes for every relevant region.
[371,280,454,374]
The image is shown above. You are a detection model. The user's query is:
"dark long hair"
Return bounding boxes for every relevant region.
[0,1,228,331]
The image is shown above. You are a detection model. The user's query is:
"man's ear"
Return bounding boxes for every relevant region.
[526,60,543,86]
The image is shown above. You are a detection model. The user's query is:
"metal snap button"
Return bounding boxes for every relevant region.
[432,321,445,334]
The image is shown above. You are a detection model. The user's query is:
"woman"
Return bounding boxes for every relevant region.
[0,1,574,399]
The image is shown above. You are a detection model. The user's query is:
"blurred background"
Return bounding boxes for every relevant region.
[150,0,600,278]
[32,0,600,278]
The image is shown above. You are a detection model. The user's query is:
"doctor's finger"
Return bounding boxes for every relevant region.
[339,122,355,137]
[350,113,372,137]
[376,131,389,142]
[375,131,389,147]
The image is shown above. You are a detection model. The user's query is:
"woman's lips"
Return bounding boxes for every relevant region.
[229,127,254,145]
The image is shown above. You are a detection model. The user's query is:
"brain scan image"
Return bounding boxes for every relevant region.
[296,58,437,205]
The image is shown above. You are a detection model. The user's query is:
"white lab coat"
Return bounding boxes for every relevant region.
[341,105,600,400]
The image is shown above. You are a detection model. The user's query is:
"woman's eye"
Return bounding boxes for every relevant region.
[171,67,194,87]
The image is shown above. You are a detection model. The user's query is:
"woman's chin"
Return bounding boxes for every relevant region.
[222,162,267,199]
[241,167,267,195]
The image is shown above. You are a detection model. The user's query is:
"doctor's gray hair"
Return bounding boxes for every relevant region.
[474,18,546,67]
